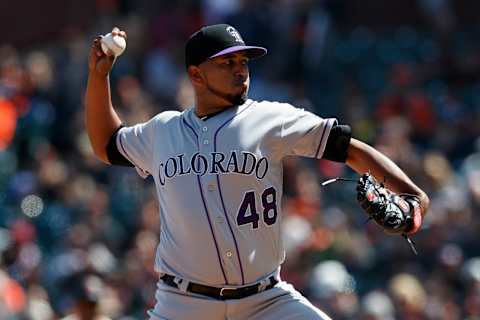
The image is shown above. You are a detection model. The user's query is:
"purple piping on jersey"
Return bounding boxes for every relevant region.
[182,115,229,284]
[213,100,255,285]
[182,117,198,139]
[314,118,332,158]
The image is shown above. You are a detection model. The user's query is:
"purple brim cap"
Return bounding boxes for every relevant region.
[209,45,267,59]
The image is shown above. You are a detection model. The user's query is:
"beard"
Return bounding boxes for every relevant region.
[205,81,248,106]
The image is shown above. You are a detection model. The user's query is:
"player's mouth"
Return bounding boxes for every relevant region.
[233,74,248,85]
[233,79,247,86]
[233,79,248,90]
[237,83,248,95]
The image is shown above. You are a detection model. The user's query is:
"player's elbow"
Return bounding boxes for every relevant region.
[84,125,114,165]
[94,148,111,165]
[88,138,111,165]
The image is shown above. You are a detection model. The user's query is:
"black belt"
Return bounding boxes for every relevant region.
[160,274,278,300]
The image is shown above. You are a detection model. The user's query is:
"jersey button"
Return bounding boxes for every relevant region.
[202,126,208,132]
[216,216,224,224]
[203,140,209,145]
[208,183,216,191]
[226,251,233,258]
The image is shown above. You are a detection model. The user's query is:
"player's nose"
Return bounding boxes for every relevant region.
[231,58,247,71]
[233,64,248,79]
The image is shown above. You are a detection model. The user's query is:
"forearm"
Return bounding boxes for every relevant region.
[346,138,430,215]
[84,73,122,163]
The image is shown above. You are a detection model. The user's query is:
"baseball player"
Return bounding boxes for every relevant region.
[85,25,430,319]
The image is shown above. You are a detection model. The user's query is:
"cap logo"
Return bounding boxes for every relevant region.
[226,26,243,43]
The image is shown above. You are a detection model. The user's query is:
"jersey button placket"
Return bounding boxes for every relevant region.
[200,124,232,278]
[200,126,209,149]
[202,126,209,145]
[200,120,243,284]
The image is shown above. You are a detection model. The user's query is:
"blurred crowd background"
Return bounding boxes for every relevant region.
[1,0,480,319]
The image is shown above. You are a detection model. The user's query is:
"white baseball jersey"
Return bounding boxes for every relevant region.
[116,99,336,286]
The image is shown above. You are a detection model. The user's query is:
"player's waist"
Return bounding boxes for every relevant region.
[159,273,279,300]
[155,236,284,285]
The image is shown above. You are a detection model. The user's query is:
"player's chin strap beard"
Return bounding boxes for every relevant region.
[205,81,247,107]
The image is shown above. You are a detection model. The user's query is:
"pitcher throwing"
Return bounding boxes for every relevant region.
[85,24,430,319]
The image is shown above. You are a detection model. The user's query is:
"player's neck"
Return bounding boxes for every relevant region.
[194,95,234,118]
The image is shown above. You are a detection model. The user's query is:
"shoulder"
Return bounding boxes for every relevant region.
[249,100,301,116]
[237,100,304,133]
[248,100,313,124]
[137,110,183,129]
[151,110,183,124]
[253,100,296,111]
[122,110,182,134]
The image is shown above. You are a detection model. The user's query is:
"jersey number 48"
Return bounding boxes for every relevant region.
[237,187,278,229]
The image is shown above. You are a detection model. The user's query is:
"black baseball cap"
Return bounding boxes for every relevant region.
[185,24,267,67]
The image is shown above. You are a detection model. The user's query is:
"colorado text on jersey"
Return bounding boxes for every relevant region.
[158,151,269,185]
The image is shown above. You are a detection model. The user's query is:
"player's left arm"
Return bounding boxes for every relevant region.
[277,103,429,217]
[345,138,430,217]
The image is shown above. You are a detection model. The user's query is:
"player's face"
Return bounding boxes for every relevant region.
[200,52,250,106]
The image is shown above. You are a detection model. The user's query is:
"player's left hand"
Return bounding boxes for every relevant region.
[356,173,422,235]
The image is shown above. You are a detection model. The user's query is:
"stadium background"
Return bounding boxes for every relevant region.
[1,0,480,319]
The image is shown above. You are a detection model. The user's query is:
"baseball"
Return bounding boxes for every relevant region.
[100,32,126,57]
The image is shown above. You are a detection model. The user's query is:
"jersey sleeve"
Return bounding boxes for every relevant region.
[280,105,337,158]
[116,117,157,178]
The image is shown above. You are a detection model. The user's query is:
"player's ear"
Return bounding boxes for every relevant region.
[187,65,205,87]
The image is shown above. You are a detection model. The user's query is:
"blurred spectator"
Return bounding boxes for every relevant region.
[59,272,111,320]
[0,98,17,150]
[361,290,395,320]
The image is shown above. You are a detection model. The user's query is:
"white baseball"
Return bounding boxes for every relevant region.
[100,32,126,57]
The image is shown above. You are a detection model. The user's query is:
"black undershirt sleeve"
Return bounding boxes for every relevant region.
[322,124,352,163]
[106,125,134,167]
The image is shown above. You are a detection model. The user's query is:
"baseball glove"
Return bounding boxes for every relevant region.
[356,173,422,239]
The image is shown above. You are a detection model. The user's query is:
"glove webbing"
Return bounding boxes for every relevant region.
[321,176,419,255]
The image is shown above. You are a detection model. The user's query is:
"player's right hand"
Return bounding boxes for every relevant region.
[88,27,127,77]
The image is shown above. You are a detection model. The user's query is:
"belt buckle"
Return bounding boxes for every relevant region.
[219,287,237,298]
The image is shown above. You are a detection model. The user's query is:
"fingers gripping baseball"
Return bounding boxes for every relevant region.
[88,27,127,76]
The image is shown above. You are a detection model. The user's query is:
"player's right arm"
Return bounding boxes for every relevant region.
[84,28,126,164]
